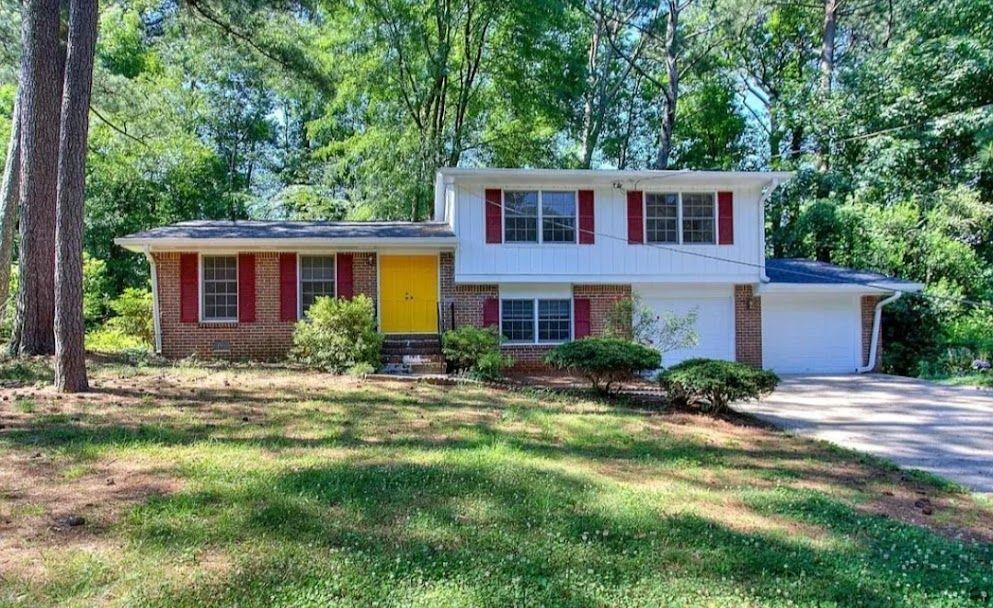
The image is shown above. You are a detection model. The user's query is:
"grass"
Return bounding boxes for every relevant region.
[0,359,990,607]
[940,373,993,389]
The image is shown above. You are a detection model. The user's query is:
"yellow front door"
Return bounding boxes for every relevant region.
[379,255,439,333]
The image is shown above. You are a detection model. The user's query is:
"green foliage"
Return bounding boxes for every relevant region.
[605,297,698,367]
[83,253,112,327]
[104,288,154,344]
[544,338,660,395]
[290,295,383,373]
[658,359,780,413]
[85,328,152,355]
[442,325,512,380]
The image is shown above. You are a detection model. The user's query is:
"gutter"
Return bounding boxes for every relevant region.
[857,291,901,373]
[142,247,162,355]
[757,178,782,283]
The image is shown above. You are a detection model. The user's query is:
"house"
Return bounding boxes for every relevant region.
[115,168,923,374]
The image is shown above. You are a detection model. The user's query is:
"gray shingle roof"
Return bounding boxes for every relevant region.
[766,258,918,287]
[120,220,456,241]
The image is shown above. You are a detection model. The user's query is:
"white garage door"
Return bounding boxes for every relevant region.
[762,294,861,374]
[637,287,735,367]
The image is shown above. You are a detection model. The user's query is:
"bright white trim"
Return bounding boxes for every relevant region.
[199,253,239,323]
[499,295,573,345]
[460,273,756,284]
[115,236,457,252]
[756,282,924,295]
[501,189,579,245]
[642,191,718,246]
[297,253,337,319]
[437,167,794,186]
[757,179,782,282]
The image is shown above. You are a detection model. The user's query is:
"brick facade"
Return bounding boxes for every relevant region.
[734,284,762,368]
[154,251,377,360]
[861,295,882,370]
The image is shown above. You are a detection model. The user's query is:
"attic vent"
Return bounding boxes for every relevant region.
[211,340,231,355]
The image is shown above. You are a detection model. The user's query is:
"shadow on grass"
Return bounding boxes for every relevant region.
[122,459,991,607]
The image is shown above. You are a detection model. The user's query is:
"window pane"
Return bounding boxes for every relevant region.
[541,191,576,243]
[538,299,571,342]
[501,299,534,342]
[202,255,238,320]
[646,192,679,243]
[504,191,539,242]
[300,255,335,313]
[682,193,715,244]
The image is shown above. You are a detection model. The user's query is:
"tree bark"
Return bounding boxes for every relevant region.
[0,93,21,332]
[818,0,838,168]
[54,0,98,392]
[12,0,64,356]
[654,0,680,170]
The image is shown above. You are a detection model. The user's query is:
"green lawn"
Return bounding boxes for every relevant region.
[0,359,991,607]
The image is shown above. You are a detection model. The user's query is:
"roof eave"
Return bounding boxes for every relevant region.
[757,281,924,295]
[114,236,459,253]
[436,167,794,186]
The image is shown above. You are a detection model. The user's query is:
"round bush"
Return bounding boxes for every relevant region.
[290,295,383,373]
[544,338,660,395]
[658,358,779,413]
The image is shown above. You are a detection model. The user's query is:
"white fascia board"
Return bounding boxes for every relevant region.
[456,273,758,284]
[437,167,795,187]
[115,237,458,253]
[756,281,924,295]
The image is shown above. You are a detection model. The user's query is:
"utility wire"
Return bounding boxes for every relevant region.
[480,182,993,311]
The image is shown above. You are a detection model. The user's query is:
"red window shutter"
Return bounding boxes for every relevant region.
[279,253,298,321]
[485,188,502,243]
[626,191,644,244]
[718,191,734,245]
[482,297,499,327]
[336,253,354,299]
[179,253,198,323]
[237,253,256,323]
[574,298,591,339]
[578,190,595,244]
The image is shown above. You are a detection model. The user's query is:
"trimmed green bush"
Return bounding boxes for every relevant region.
[290,295,383,373]
[442,325,512,379]
[104,287,154,343]
[544,338,660,395]
[658,358,779,413]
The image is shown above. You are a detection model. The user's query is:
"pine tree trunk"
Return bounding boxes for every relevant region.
[13,0,64,356]
[54,0,98,393]
[0,93,21,333]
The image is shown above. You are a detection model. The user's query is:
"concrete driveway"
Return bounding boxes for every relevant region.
[737,374,993,493]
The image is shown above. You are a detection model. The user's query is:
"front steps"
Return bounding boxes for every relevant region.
[381,334,445,374]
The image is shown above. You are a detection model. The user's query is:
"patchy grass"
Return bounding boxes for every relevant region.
[940,373,993,389]
[0,360,991,607]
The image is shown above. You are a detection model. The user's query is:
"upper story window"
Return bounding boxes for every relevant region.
[646,193,679,244]
[682,193,716,244]
[644,192,716,245]
[299,255,335,315]
[504,190,576,244]
[202,255,238,321]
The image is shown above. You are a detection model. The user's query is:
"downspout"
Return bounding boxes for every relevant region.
[143,247,162,355]
[757,178,781,283]
[857,291,901,373]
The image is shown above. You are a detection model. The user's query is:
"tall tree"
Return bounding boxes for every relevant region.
[11,0,64,355]
[54,0,98,392]
[0,92,19,329]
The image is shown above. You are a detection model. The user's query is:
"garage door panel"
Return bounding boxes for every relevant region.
[637,295,734,367]
[762,294,860,374]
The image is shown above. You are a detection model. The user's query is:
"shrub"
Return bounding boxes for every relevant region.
[474,350,515,381]
[442,325,502,371]
[104,287,153,343]
[290,295,383,373]
[658,358,779,413]
[544,338,660,395]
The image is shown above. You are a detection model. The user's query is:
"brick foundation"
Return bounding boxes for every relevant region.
[861,295,882,371]
[154,251,377,360]
[734,284,762,368]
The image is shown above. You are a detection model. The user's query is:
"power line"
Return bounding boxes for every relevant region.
[479,183,993,311]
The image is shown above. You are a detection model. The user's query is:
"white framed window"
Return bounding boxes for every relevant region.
[643,192,717,245]
[500,298,573,344]
[299,254,336,316]
[681,193,716,244]
[201,255,238,322]
[503,190,577,244]
[645,192,679,244]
